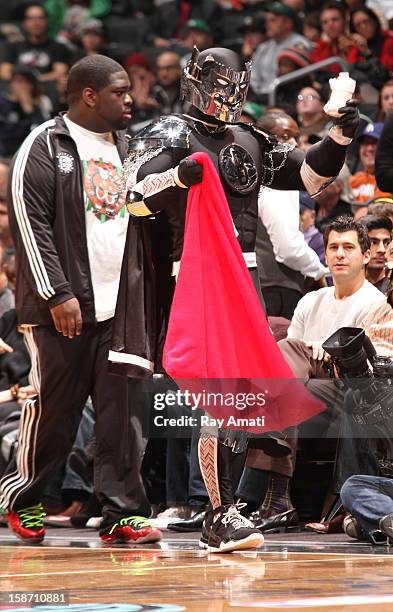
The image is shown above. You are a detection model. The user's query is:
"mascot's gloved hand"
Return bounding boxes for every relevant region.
[333,99,360,139]
[177,158,203,187]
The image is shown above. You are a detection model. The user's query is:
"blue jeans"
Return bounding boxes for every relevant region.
[341,474,393,536]
[62,399,95,494]
[166,430,207,507]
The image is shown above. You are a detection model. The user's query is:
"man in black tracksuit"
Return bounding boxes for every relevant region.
[0,54,161,545]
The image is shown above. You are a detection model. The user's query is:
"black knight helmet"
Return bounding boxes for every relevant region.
[181,47,251,123]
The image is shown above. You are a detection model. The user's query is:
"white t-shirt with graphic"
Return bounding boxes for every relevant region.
[64,115,128,322]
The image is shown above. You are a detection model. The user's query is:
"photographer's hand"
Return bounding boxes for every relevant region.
[305,341,330,362]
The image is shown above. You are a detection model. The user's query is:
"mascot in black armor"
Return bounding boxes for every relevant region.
[111,47,359,552]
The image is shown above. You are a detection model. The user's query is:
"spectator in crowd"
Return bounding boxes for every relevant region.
[376,112,393,194]
[0,54,160,546]
[150,413,208,531]
[144,0,206,49]
[0,308,31,393]
[350,122,392,204]
[177,19,214,56]
[239,13,267,62]
[299,191,326,265]
[368,196,393,224]
[351,199,370,221]
[249,216,388,532]
[124,52,159,134]
[315,173,352,233]
[378,79,393,122]
[240,101,265,124]
[256,112,328,319]
[311,1,361,75]
[73,19,109,62]
[296,86,330,147]
[0,66,51,158]
[0,3,71,84]
[51,73,68,116]
[151,51,184,116]
[250,1,309,101]
[303,11,322,44]
[44,0,111,39]
[349,6,393,72]
[276,45,314,108]
[359,213,392,293]
[341,472,393,544]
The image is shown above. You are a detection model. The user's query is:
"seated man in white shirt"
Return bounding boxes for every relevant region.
[248,215,388,532]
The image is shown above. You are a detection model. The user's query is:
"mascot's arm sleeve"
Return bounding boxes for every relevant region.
[263,129,350,196]
[126,149,188,217]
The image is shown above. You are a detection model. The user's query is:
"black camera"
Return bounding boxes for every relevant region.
[322,327,393,426]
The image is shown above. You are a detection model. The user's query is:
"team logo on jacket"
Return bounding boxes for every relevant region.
[57,152,74,174]
[84,159,126,223]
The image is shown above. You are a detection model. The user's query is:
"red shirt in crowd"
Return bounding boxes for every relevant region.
[311,30,393,74]
[310,39,361,74]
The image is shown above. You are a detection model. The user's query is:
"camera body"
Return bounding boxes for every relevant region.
[322,327,393,426]
[323,327,393,480]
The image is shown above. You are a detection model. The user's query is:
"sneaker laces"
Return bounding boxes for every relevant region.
[109,515,151,535]
[221,502,254,530]
[17,503,46,529]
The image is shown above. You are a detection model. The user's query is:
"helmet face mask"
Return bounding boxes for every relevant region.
[181,48,251,123]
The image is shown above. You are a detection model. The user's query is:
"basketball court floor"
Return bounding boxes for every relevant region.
[1,526,393,611]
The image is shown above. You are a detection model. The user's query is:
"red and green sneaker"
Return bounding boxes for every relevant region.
[8,503,46,543]
[100,516,162,544]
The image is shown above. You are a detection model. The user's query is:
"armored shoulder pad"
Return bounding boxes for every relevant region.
[247,123,279,146]
[123,115,191,190]
[129,115,191,152]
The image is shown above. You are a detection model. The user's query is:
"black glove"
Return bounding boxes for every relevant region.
[177,158,203,187]
[333,99,360,139]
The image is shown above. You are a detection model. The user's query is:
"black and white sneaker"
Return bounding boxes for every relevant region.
[199,502,264,553]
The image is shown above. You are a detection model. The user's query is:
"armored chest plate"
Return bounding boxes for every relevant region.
[218,143,258,194]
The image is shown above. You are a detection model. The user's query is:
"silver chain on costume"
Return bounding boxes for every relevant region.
[261,142,294,187]
[122,146,165,192]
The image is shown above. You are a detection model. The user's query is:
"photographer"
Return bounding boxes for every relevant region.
[249,215,388,531]
[324,300,393,544]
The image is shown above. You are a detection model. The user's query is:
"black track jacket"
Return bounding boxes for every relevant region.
[8,114,128,326]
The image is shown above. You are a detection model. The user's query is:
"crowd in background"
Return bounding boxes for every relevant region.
[0,0,393,539]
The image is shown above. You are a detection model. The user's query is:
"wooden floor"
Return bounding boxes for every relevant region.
[1,526,393,611]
